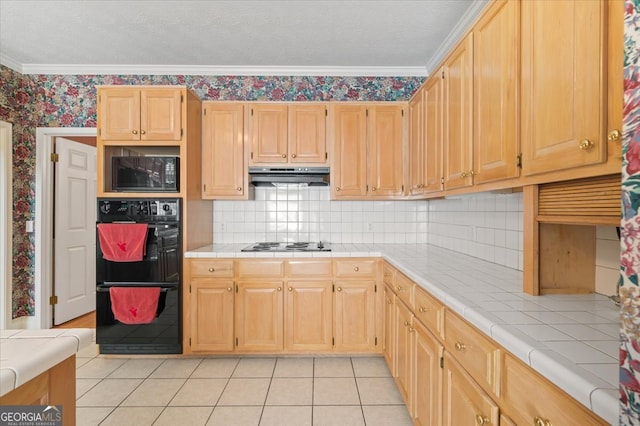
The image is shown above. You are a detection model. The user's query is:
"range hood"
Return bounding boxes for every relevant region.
[249,166,330,186]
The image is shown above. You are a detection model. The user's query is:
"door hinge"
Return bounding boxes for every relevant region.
[332,284,335,292]
[189,285,191,293]
[441,70,445,79]
[401,109,404,117]
[325,152,328,160]
[440,177,445,184]
[516,153,522,168]
[325,108,328,117]
[401,184,404,192]
[203,108,206,116]
[98,128,101,136]
[440,356,444,369]
[251,108,254,116]
[236,284,238,293]
[181,128,184,137]
[189,338,191,346]
[181,94,184,102]
[374,284,377,293]
[251,152,254,159]
[50,153,59,162]
[366,109,369,117]
[332,337,335,346]
[366,184,369,192]
[375,337,378,346]
[203,184,206,192]
[49,295,58,305]
[236,337,239,346]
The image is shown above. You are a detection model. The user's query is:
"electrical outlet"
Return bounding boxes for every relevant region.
[25,220,34,233]
[367,223,373,232]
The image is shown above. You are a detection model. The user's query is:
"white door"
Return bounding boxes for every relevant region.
[53,137,96,325]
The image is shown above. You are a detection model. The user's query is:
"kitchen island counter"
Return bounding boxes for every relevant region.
[186,243,619,423]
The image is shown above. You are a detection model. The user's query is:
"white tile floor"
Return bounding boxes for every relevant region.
[75,340,413,426]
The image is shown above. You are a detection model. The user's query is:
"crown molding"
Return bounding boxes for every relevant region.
[424,0,490,74]
[4,62,429,77]
[0,54,24,73]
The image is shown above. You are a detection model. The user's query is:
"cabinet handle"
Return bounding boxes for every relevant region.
[533,416,552,426]
[291,154,297,158]
[288,287,293,292]
[418,306,427,313]
[608,129,621,141]
[475,414,489,426]
[208,268,215,272]
[277,286,282,292]
[140,130,146,135]
[454,341,466,351]
[282,154,287,158]
[227,287,232,292]
[237,187,242,191]
[336,187,341,192]
[579,139,593,150]
[337,287,342,292]
[132,129,138,135]
[354,267,359,272]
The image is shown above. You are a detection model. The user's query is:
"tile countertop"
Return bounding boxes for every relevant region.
[187,243,620,424]
[0,328,94,397]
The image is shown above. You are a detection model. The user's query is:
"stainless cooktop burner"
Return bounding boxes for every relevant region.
[241,242,330,252]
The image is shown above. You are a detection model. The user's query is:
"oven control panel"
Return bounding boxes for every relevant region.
[98,198,180,223]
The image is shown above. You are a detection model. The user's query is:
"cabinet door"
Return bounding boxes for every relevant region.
[250,104,288,163]
[409,90,425,195]
[190,280,234,352]
[444,33,474,190]
[236,281,284,351]
[140,89,182,141]
[395,300,414,405]
[99,88,140,141]
[424,74,444,193]
[442,352,499,426]
[334,280,376,351]
[368,105,405,197]
[521,0,605,175]
[202,103,246,198]
[473,0,519,184]
[383,286,396,371]
[288,105,327,164]
[285,281,333,351]
[330,105,368,198]
[413,321,442,426]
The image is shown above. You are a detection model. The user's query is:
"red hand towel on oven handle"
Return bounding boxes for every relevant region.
[109,287,161,324]
[97,223,148,262]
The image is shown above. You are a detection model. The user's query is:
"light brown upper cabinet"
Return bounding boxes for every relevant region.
[330,103,405,199]
[201,103,247,199]
[473,0,520,184]
[249,104,327,165]
[443,33,474,191]
[98,87,182,142]
[409,88,425,195]
[521,0,606,176]
[424,76,445,194]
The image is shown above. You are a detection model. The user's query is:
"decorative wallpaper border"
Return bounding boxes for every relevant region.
[0,66,424,318]
[620,0,640,423]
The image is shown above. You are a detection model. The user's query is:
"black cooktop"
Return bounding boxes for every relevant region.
[241,242,331,252]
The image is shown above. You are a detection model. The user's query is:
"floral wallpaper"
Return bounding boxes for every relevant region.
[0,67,424,318]
[620,0,640,423]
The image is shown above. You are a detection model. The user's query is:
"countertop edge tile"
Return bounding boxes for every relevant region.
[590,387,619,425]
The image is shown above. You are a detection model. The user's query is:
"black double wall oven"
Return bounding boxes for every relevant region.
[96,198,182,354]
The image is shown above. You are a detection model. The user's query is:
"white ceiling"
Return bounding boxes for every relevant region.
[0,0,487,76]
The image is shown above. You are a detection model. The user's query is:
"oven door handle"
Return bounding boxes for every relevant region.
[97,283,178,292]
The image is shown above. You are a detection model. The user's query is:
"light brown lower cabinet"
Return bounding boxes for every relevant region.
[395,298,414,403]
[412,319,443,426]
[235,281,284,351]
[285,280,333,351]
[383,285,396,371]
[442,351,500,426]
[189,279,235,352]
[334,280,377,352]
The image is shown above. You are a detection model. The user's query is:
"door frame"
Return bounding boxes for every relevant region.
[35,127,96,329]
[0,121,12,329]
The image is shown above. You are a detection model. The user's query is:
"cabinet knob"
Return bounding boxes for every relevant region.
[227,287,232,292]
[132,130,138,135]
[337,287,342,292]
[608,129,621,141]
[475,414,489,426]
[461,172,468,178]
[408,327,415,333]
[454,341,466,351]
[418,306,427,313]
[208,268,215,272]
[387,299,393,305]
[534,416,552,426]
[579,139,594,150]
[237,187,242,191]
[396,286,404,292]
[404,320,410,327]
[140,130,146,135]
[336,187,341,192]
[470,170,476,176]
[354,267,359,272]
[282,154,287,158]
[371,187,377,191]
[277,286,282,292]
[288,287,293,292]
[291,154,297,158]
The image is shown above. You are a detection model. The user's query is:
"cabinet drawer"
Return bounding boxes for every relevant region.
[334,259,377,277]
[394,271,415,309]
[237,260,284,278]
[286,260,332,277]
[444,312,501,397]
[383,263,395,286]
[414,286,444,339]
[190,259,234,278]
[501,353,607,425]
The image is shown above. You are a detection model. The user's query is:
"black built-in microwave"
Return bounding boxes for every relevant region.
[111,156,179,192]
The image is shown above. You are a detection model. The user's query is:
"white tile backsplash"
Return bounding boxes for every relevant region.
[212,187,526,270]
[595,226,621,297]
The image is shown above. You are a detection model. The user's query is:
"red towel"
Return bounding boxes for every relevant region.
[109,287,160,324]
[97,223,148,262]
